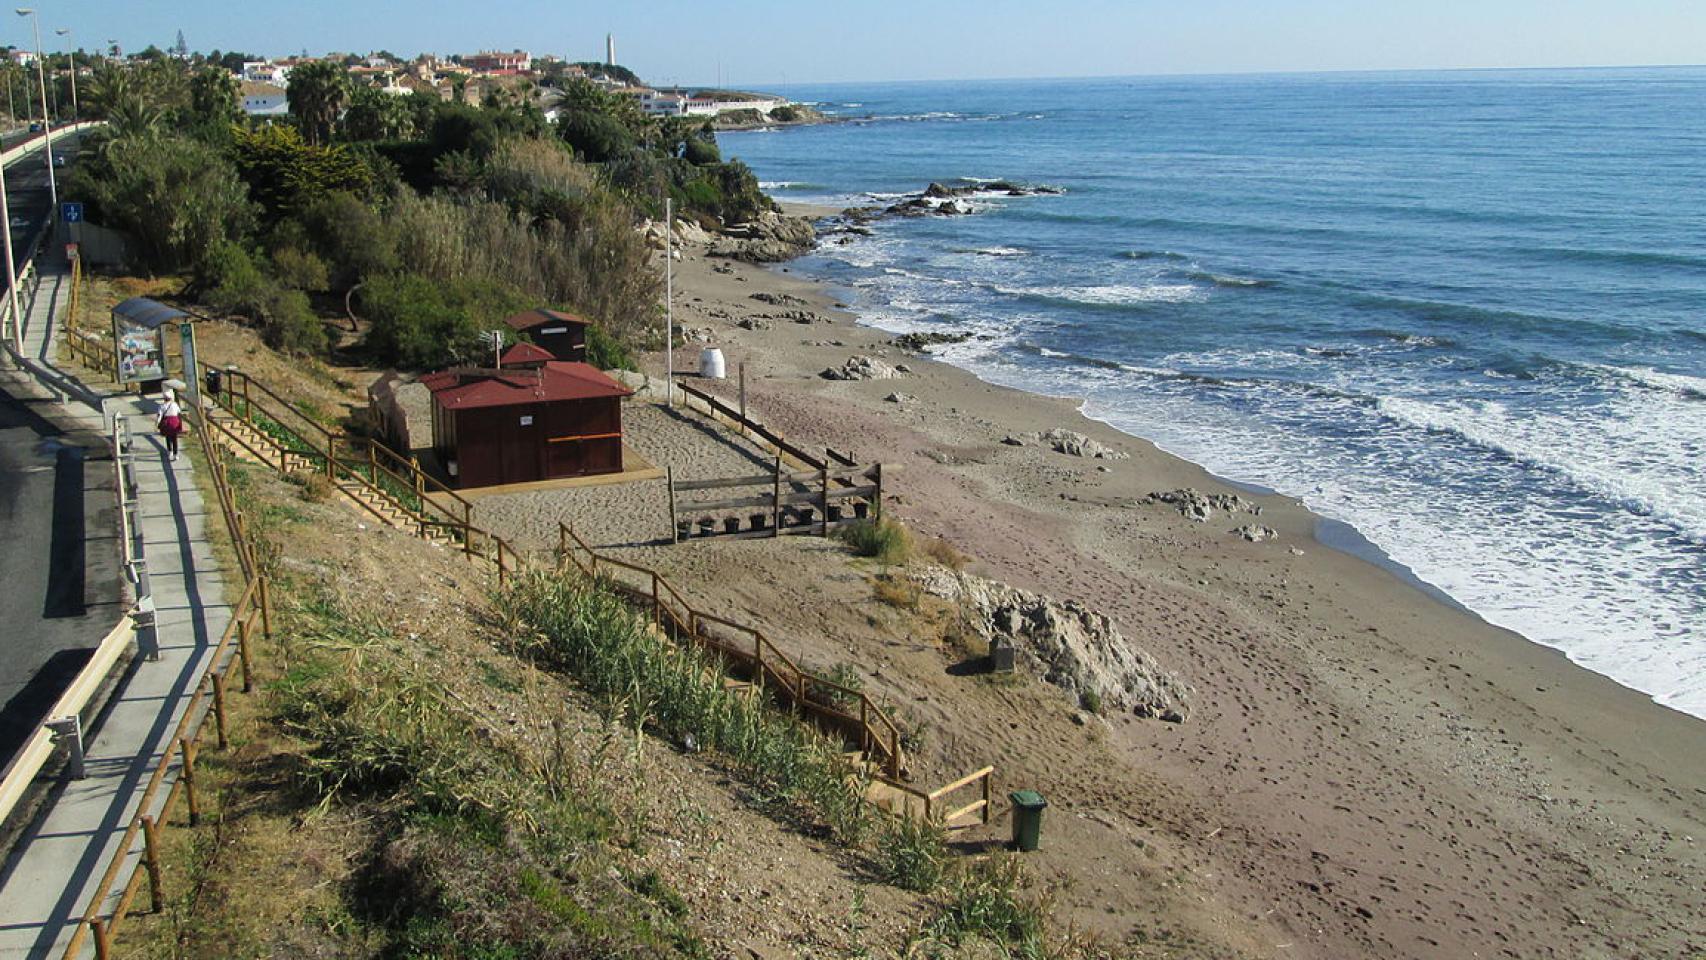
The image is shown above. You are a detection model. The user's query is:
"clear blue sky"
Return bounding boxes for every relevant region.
[19,0,1706,85]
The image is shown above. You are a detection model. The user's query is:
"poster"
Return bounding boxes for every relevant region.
[113,318,166,384]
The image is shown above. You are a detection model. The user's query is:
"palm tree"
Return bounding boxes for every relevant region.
[285,59,349,146]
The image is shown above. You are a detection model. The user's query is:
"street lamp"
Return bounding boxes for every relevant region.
[54,27,75,119]
[15,8,56,209]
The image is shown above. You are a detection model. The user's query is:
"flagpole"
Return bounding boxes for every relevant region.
[665,196,674,408]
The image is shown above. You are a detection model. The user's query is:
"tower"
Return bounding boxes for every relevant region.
[606,33,615,67]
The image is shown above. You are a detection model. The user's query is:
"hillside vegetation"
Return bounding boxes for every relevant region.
[65,58,771,369]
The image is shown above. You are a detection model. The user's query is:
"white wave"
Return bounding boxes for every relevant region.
[998,283,1206,305]
[759,181,807,189]
[1583,362,1706,400]
[968,246,1029,257]
[1375,396,1706,542]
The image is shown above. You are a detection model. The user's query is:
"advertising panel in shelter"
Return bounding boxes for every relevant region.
[113,317,166,384]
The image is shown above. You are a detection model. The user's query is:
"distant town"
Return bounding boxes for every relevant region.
[3,32,796,125]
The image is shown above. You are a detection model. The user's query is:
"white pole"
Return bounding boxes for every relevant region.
[0,158,20,355]
[21,11,56,209]
[665,196,673,408]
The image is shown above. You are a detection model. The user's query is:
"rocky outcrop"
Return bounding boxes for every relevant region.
[821,355,902,381]
[913,567,1191,722]
[1149,488,1261,523]
[823,179,1064,234]
[892,331,971,352]
[708,211,818,262]
[1234,524,1277,542]
[1003,428,1129,460]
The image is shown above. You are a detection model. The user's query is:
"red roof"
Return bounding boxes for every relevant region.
[503,308,590,332]
[500,341,556,365]
[423,361,632,410]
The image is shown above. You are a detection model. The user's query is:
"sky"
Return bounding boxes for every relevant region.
[16,0,1706,86]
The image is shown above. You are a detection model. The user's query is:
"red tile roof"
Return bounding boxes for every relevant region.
[500,341,556,365]
[424,361,632,410]
[502,308,590,332]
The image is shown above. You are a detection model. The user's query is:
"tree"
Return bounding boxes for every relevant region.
[294,190,399,291]
[359,274,529,369]
[286,59,350,146]
[231,124,374,219]
[341,83,414,141]
[188,65,240,128]
[66,134,253,273]
[173,30,188,59]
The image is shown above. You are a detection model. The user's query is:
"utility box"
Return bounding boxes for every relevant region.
[1009,790,1048,852]
[988,638,1016,674]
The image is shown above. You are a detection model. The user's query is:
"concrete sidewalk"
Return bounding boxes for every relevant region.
[0,262,231,958]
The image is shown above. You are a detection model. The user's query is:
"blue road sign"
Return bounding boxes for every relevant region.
[61,202,83,223]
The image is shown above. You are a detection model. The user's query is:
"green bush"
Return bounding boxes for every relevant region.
[585,323,635,371]
[834,518,913,566]
[924,855,1048,955]
[360,274,530,370]
[877,814,948,892]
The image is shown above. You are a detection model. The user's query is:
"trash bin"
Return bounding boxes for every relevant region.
[1009,790,1048,852]
[204,367,223,398]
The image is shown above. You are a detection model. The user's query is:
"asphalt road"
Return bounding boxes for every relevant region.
[4,130,76,275]
[0,129,119,765]
[0,388,122,764]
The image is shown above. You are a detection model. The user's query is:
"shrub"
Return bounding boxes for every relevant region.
[1078,688,1103,715]
[835,517,913,566]
[585,323,635,371]
[925,855,1047,954]
[877,815,948,892]
[921,535,970,571]
[262,288,329,356]
[270,247,330,293]
[360,273,530,370]
[872,573,920,610]
[499,570,874,845]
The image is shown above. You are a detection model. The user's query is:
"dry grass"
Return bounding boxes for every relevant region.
[920,535,971,571]
[874,572,923,610]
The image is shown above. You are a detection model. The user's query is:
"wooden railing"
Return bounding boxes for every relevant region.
[62,369,272,960]
[556,521,906,778]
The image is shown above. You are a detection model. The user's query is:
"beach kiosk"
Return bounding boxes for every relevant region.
[111,297,186,394]
[502,308,590,363]
[422,344,632,489]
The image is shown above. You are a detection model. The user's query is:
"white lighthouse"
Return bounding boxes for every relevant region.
[606,33,615,67]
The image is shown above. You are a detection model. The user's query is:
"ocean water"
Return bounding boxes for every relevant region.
[721,69,1706,719]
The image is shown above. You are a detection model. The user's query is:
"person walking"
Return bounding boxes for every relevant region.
[156,389,184,461]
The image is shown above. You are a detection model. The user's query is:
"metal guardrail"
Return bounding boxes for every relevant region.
[0,403,148,837]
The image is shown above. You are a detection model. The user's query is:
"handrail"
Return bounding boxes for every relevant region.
[61,361,270,960]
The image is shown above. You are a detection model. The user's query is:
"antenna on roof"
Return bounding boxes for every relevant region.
[479,329,505,369]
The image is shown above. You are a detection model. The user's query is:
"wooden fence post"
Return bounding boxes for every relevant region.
[667,466,678,543]
[771,456,782,537]
[91,918,110,960]
[738,363,747,437]
[981,770,993,824]
[141,816,165,912]
[211,673,229,750]
[180,737,200,827]
[257,574,273,640]
[873,464,884,521]
[651,574,661,625]
[237,614,254,693]
[819,464,829,537]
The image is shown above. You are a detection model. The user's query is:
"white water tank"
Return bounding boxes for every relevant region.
[700,347,726,379]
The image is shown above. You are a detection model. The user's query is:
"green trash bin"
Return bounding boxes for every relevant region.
[1009,790,1048,852]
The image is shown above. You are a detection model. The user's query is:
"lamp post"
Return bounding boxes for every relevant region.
[1,157,21,354]
[54,28,74,119]
[16,8,56,209]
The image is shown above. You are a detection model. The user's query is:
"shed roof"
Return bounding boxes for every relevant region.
[423,361,631,410]
[499,342,556,365]
[502,308,590,332]
[112,297,188,329]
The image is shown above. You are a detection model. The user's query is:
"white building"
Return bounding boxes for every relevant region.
[240,81,289,116]
[634,87,789,118]
[240,61,291,86]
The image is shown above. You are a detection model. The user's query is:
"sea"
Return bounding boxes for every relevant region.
[720,68,1706,719]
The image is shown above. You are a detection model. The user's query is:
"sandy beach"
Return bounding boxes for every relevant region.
[469,208,1706,958]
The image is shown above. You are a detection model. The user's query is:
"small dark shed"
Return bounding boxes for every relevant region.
[422,348,632,489]
[503,309,590,363]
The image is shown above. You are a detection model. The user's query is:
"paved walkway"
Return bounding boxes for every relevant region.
[0,261,231,958]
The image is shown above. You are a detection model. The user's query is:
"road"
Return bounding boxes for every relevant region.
[0,386,122,764]
[0,130,120,766]
[4,128,78,276]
